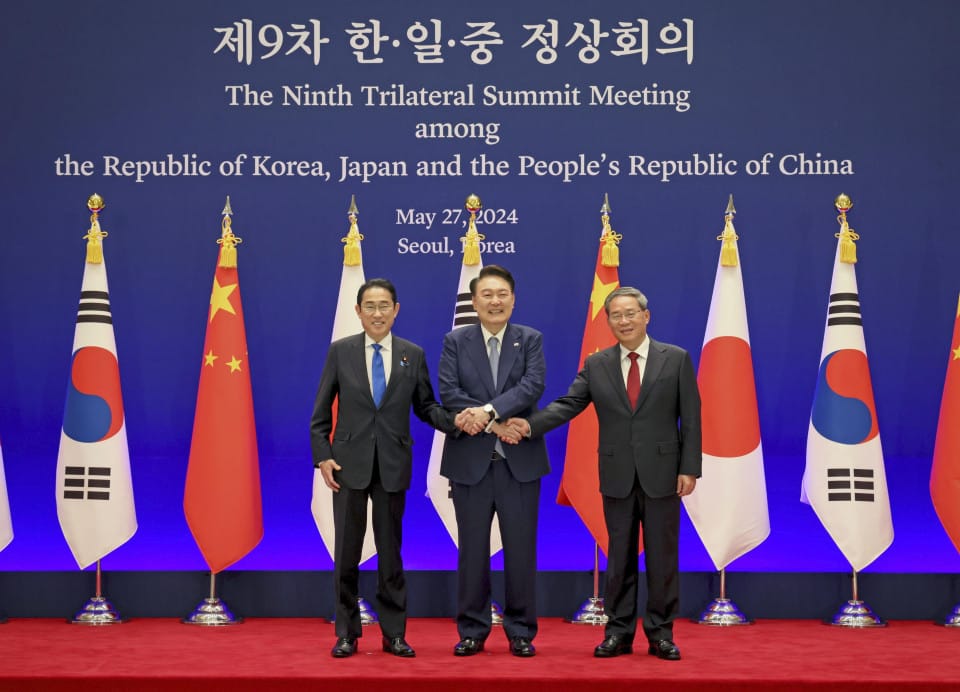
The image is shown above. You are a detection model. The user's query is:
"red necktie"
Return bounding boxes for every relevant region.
[626,352,641,409]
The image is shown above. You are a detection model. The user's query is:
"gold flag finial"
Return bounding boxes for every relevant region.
[461,194,484,266]
[83,193,108,264]
[217,196,242,268]
[834,193,858,264]
[600,193,622,267]
[341,195,364,266]
[718,194,739,267]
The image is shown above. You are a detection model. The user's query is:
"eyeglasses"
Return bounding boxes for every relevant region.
[608,309,646,322]
[361,302,394,315]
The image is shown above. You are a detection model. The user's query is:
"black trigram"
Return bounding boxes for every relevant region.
[827,292,861,327]
[826,467,875,502]
[77,290,112,325]
[63,466,111,500]
[453,290,480,327]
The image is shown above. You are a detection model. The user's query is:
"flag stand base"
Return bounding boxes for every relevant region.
[491,601,504,626]
[359,597,379,626]
[828,600,886,627]
[69,595,124,625]
[565,596,608,625]
[937,602,960,626]
[182,597,242,626]
[694,597,752,626]
[327,597,380,626]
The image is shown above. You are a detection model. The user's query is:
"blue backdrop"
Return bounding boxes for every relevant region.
[1,0,958,575]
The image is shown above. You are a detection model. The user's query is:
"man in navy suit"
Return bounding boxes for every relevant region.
[311,278,458,659]
[508,287,701,661]
[438,265,550,657]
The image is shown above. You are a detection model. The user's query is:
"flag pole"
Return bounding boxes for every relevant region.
[566,542,608,625]
[563,195,620,626]
[464,194,505,627]
[183,571,241,625]
[349,197,377,628]
[70,559,123,624]
[829,568,884,627]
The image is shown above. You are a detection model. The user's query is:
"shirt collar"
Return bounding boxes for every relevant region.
[480,324,505,345]
[364,332,393,352]
[619,335,649,361]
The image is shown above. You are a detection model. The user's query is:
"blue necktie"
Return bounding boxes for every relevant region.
[372,343,386,407]
[489,337,505,458]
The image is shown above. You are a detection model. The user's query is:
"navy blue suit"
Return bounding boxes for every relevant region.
[438,323,550,642]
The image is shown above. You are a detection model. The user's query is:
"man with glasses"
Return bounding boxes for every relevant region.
[438,265,550,658]
[311,278,458,659]
[505,287,701,661]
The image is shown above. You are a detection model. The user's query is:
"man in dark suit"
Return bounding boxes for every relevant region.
[311,278,458,659]
[507,287,701,661]
[438,265,550,658]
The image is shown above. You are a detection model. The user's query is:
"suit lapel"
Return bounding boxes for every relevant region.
[381,338,406,403]
[348,334,374,406]
[636,338,666,410]
[495,324,521,393]
[599,344,632,411]
[465,326,496,397]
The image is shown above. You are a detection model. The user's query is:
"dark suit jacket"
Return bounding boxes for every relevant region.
[310,333,455,493]
[529,337,701,499]
[438,323,550,485]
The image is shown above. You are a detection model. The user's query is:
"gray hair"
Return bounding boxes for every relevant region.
[603,286,648,314]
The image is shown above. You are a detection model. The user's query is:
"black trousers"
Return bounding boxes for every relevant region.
[602,474,681,642]
[332,458,407,639]
[451,454,540,642]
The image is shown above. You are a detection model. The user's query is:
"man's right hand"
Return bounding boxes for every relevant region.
[318,459,341,491]
[501,418,531,443]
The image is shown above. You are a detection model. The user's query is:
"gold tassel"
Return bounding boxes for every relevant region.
[83,211,107,265]
[461,210,484,266]
[718,215,739,267]
[599,210,621,268]
[601,232,621,267]
[341,213,363,267]
[217,214,241,268]
[835,212,859,265]
[85,238,104,264]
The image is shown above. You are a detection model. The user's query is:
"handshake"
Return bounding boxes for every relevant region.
[453,407,531,444]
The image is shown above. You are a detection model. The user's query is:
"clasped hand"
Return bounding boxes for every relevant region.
[453,408,530,444]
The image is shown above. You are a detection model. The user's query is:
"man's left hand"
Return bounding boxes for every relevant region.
[676,474,697,497]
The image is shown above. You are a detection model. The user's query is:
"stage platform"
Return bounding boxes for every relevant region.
[1,617,957,691]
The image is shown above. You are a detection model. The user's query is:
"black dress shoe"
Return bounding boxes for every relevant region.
[594,634,633,658]
[648,639,681,660]
[331,637,357,658]
[382,636,416,657]
[453,637,485,656]
[509,637,536,657]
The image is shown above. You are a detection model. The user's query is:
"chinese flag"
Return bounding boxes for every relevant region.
[556,241,620,554]
[183,204,262,574]
[931,294,960,553]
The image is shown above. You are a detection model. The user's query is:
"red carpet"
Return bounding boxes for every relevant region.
[0,617,957,691]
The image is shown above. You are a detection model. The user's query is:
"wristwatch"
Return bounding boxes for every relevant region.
[482,403,496,421]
